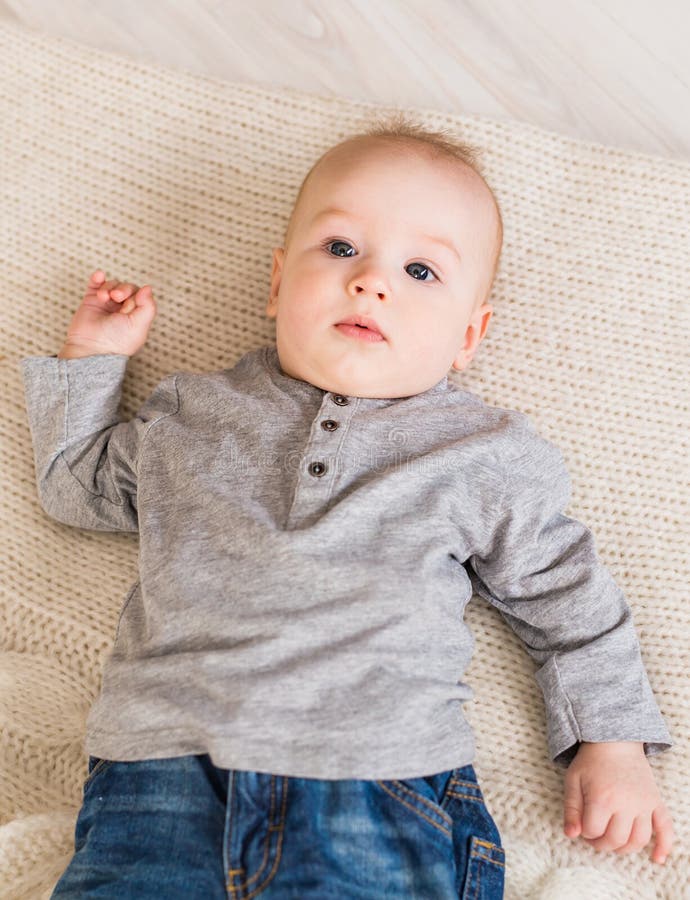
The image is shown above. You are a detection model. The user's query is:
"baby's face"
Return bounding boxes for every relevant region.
[266,139,499,398]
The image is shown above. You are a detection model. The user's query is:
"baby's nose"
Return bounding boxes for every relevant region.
[348,273,388,300]
[352,284,386,300]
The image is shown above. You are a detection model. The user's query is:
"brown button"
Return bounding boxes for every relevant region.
[308,461,328,477]
[332,395,349,406]
[321,419,339,432]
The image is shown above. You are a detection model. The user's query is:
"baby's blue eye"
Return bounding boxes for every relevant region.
[323,240,438,282]
[326,240,356,258]
[405,262,436,282]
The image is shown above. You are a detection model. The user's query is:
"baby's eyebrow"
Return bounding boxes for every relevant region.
[308,207,357,229]
[310,207,462,265]
[417,231,462,265]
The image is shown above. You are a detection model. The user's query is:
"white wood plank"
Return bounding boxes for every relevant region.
[1,0,688,159]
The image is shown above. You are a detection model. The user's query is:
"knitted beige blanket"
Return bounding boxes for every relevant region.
[2,19,688,900]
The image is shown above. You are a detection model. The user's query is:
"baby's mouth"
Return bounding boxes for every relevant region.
[334,315,386,341]
[334,322,386,343]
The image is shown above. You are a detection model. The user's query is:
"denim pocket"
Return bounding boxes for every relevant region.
[376,771,455,840]
[445,766,505,899]
[82,756,114,795]
[461,835,506,899]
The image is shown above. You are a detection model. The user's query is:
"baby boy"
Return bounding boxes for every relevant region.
[22,118,673,898]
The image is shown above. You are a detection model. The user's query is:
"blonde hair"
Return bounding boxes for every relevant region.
[283,111,504,307]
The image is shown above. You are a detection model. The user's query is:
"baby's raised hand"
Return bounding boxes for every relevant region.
[562,741,674,865]
[59,270,157,358]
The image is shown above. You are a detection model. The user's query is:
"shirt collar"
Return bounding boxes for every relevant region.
[261,344,451,407]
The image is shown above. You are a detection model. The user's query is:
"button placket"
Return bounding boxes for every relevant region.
[306,394,352,480]
[285,393,358,527]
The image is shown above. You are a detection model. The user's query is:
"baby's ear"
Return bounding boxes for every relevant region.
[451,304,494,371]
[266,247,285,318]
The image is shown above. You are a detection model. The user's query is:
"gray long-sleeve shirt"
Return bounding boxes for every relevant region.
[20,344,672,779]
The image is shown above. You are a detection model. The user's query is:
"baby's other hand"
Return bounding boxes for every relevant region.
[562,741,674,865]
[60,270,157,358]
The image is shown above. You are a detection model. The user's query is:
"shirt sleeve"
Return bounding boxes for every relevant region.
[20,354,179,533]
[466,422,673,769]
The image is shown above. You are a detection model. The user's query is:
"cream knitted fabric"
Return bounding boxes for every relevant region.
[2,18,688,900]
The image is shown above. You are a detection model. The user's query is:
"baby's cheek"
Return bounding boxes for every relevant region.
[407,321,445,360]
[288,287,322,330]
[286,303,315,333]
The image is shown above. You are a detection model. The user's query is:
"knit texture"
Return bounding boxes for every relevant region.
[2,18,688,900]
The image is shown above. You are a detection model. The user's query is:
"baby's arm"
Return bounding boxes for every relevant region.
[563,740,673,864]
[20,271,173,532]
[466,419,674,864]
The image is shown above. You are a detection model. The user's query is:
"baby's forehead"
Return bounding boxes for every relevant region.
[309,141,481,213]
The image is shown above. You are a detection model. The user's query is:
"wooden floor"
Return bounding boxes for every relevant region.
[2,0,689,162]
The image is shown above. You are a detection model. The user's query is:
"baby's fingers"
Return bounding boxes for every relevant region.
[110,283,138,301]
[91,279,122,301]
[651,805,674,864]
[95,282,140,307]
[120,284,153,315]
[89,270,105,286]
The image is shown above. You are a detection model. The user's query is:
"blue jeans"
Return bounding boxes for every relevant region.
[51,754,505,898]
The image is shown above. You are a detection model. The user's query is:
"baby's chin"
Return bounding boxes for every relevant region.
[277,340,443,399]
[288,360,390,398]
[302,366,433,400]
